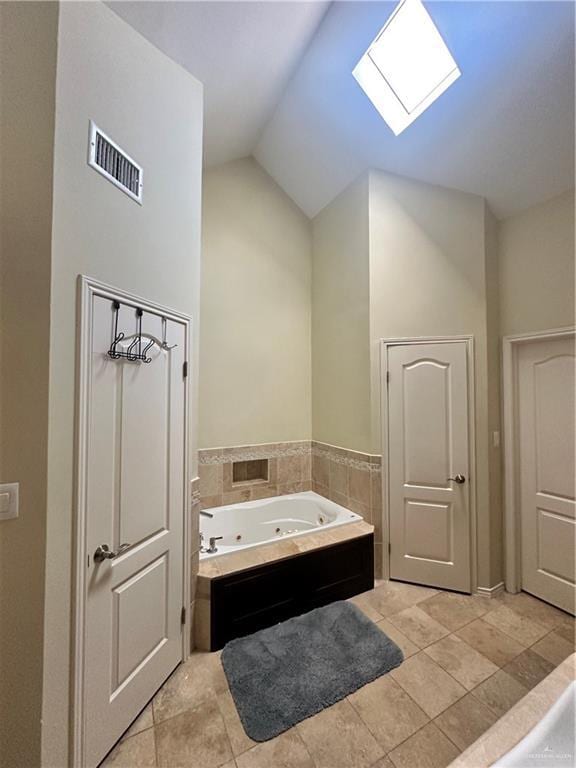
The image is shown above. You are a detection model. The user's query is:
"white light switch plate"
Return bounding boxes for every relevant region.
[0,483,19,520]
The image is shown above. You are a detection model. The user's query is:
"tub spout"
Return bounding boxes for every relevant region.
[200,510,214,518]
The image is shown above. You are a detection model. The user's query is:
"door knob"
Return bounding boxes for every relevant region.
[94,543,131,563]
[447,474,466,484]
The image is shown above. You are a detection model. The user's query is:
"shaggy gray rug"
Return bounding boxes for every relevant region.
[221,600,404,741]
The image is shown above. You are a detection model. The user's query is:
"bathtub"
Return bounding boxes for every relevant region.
[200,491,362,559]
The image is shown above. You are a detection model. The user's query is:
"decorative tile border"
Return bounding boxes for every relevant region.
[311,441,381,472]
[191,481,200,508]
[199,440,311,464]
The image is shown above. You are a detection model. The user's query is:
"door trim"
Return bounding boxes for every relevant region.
[380,335,477,593]
[72,276,192,767]
[502,326,575,595]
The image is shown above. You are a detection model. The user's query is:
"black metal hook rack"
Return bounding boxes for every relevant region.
[108,300,176,363]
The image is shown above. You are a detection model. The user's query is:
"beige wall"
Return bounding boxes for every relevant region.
[41,4,203,765]
[368,170,500,588]
[310,170,502,588]
[0,4,58,766]
[311,176,371,453]
[200,157,311,448]
[484,204,503,584]
[499,190,575,336]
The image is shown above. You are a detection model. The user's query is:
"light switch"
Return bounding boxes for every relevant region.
[0,483,18,520]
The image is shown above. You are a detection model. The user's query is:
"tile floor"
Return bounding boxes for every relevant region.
[100,583,575,768]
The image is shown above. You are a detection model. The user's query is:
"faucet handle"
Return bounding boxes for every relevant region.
[207,536,223,554]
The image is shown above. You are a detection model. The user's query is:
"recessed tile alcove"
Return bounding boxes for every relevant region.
[232,458,268,484]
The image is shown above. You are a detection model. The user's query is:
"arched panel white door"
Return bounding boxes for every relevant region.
[387,342,471,592]
[518,336,575,615]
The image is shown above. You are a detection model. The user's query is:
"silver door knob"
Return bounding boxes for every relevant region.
[94,543,131,563]
[447,474,466,484]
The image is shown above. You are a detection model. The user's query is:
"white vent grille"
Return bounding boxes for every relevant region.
[88,121,143,204]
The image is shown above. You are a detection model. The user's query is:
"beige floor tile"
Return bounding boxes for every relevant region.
[221,762,237,768]
[531,631,575,666]
[155,699,233,768]
[376,619,419,658]
[424,635,498,690]
[235,730,314,768]
[390,652,466,718]
[121,703,154,741]
[497,591,569,632]
[455,619,525,667]
[388,722,460,768]
[218,691,257,756]
[482,605,548,646]
[418,592,490,632]
[383,581,440,605]
[152,654,226,723]
[361,582,438,619]
[387,606,450,648]
[348,675,429,752]
[434,693,498,751]
[503,648,555,691]
[471,669,529,718]
[371,759,394,768]
[554,614,576,646]
[296,699,384,768]
[365,590,414,618]
[348,594,384,622]
[101,728,156,767]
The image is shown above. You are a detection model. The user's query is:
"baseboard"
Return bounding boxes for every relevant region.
[475,582,505,598]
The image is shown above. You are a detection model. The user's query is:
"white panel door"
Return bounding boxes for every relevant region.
[387,342,471,592]
[83,295,187,767]
[518,336,575,615]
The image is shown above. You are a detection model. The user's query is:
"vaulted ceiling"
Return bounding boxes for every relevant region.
[110,1,574,219]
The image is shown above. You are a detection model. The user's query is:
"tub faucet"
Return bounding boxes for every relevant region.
[206,536,223,554]
[200,510,214,518]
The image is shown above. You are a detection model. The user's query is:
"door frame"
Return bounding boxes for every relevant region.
[502,326,575,595]
[379,335,477,592]
[71,275,192,767]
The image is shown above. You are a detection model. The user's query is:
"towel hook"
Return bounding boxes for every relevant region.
[107,302,154,363]
[160,316,177,351]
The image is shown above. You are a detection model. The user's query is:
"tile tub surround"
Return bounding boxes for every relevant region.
[101,586,575,768]
[311,442,383,577]
[198,440,384,577]
[198,441,313,509]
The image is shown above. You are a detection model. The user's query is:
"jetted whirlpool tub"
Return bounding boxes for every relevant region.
[199,491,362,558]
[196,491,375,650]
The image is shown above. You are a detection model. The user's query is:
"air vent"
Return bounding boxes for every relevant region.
[88,121,143,204]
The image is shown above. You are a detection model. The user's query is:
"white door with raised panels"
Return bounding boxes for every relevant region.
[81,290,188,767]
[387,341,471,592]
[518,335,575,615]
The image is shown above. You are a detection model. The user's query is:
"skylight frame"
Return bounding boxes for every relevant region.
[353,0,461,135]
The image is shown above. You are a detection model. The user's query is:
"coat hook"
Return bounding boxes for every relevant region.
[107,301,154,363]
[160,316,177,350]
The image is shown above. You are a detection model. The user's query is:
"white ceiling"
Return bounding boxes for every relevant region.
[110,1,574,219]
[108,1,330,167]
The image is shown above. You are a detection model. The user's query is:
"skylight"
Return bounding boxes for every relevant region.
[353,0,460,135]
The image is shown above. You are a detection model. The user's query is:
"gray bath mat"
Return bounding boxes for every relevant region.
[221,600,404,741]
